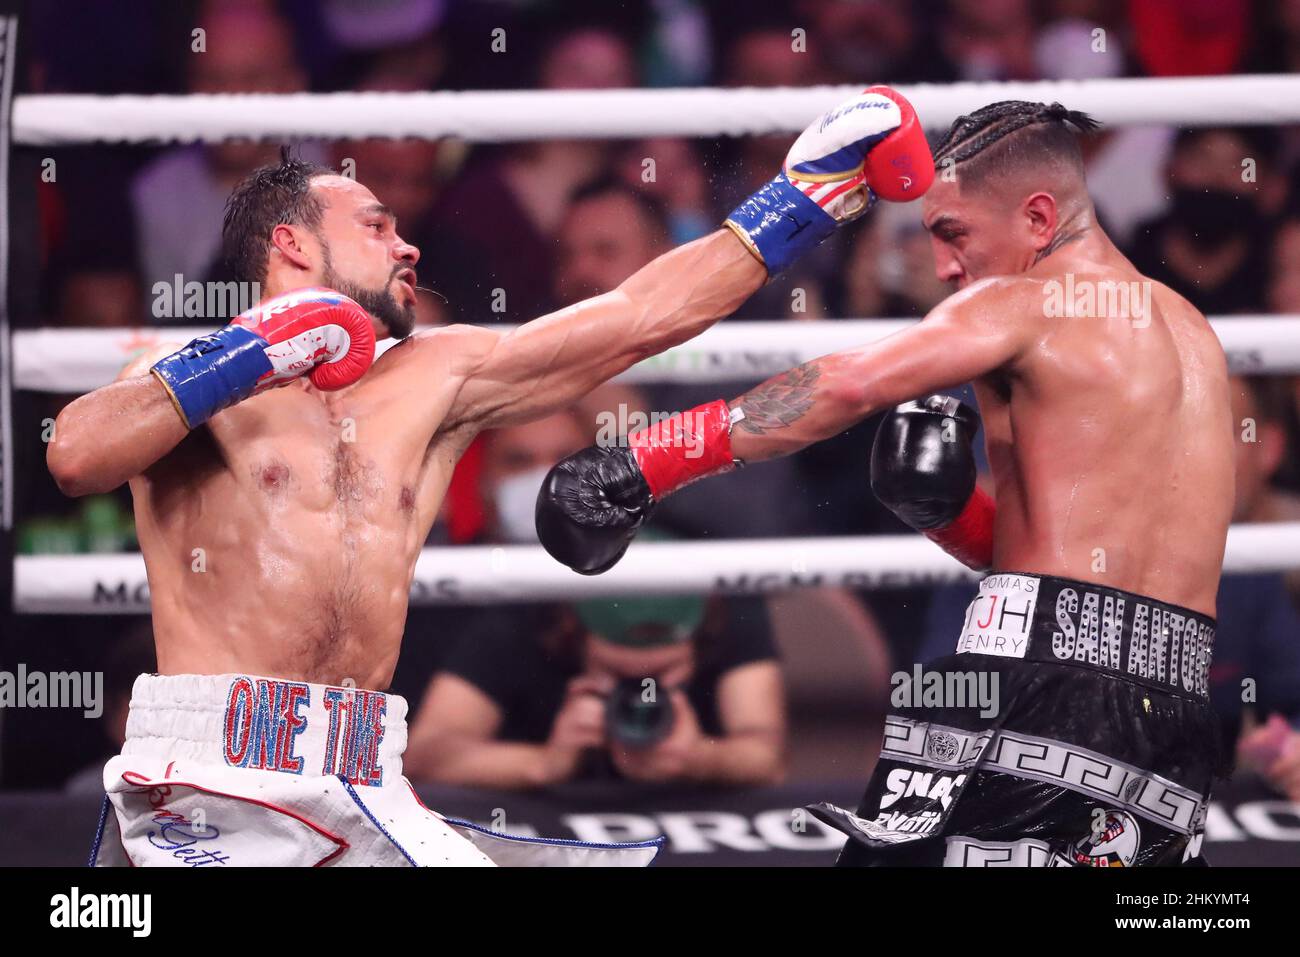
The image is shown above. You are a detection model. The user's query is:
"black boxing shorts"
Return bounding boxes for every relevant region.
[811,572,1227,867]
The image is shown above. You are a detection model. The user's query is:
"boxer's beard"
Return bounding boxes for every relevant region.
[319,241,415,340]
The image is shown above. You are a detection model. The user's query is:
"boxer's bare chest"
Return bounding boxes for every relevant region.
[143,379,450,541]
[134,364,474,682]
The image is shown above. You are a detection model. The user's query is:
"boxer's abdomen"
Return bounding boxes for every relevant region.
[132,383,456,689]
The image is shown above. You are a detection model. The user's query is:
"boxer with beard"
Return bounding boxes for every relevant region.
[49,85,932,866]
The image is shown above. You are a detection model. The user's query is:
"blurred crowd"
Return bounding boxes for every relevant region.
[9,0,1300,803]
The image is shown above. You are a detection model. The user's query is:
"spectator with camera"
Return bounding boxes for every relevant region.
[405,586,784,789]
[402,410,785,789]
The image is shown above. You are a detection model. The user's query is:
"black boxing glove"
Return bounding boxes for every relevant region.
[536,400,740,575]
[870,395,995,570]
[535,446,655,576]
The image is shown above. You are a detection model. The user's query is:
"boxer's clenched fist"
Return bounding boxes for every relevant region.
[537,400,739,575]
[871,395,994,570]
[725,85,934,276]
[233,287,376,392]
[535,445,655,576]
[152,287,376,428]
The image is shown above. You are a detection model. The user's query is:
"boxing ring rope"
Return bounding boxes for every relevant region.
[13,74,1300,145]
[11,316,1300,611]
[15,522,1300,613]
[14,316,1300,392]
[10,75,1300,612]
[15,314,1300,608]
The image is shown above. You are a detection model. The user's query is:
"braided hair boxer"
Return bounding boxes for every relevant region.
[539,101,1232,866]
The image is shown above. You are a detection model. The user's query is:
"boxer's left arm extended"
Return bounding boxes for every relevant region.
[439,86,933,433]
[537,279,1032,574]
[440,228,765,432]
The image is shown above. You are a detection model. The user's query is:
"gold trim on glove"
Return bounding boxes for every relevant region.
[723,218,768,271]
[786,161,865,185]
[151,367,195,430]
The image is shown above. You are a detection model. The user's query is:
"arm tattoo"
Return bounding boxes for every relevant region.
[734,361,822,434]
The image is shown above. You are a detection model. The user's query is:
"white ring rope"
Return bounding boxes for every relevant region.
[13,522,1300,613]
[13,76,1300,611]
[14,317,1300,394]
[14,75,1300,146]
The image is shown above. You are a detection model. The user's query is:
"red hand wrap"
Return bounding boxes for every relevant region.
[627,399,736,500]
[923,486,995,570]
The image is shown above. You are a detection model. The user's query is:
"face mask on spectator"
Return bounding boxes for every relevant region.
[492,466,553,543]
[1169,187,1258,251]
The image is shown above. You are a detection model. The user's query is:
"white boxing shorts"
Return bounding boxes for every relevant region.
[90,673,662,867]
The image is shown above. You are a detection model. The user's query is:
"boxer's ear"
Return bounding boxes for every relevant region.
[1022,192,1059,252]
[270,223,315,272]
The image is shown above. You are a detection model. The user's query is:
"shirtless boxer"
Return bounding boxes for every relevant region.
[538,101,1234,866]
[47,88,933,866]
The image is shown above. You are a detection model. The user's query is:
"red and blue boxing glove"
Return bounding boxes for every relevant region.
[151,287,376,428]
[536,86,936,575]
[725,85,934,276]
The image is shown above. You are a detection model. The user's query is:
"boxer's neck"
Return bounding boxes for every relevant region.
[1031,203,1106,269]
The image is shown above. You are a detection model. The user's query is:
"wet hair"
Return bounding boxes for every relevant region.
[934,101,1101,193]
[222,146,333,286]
